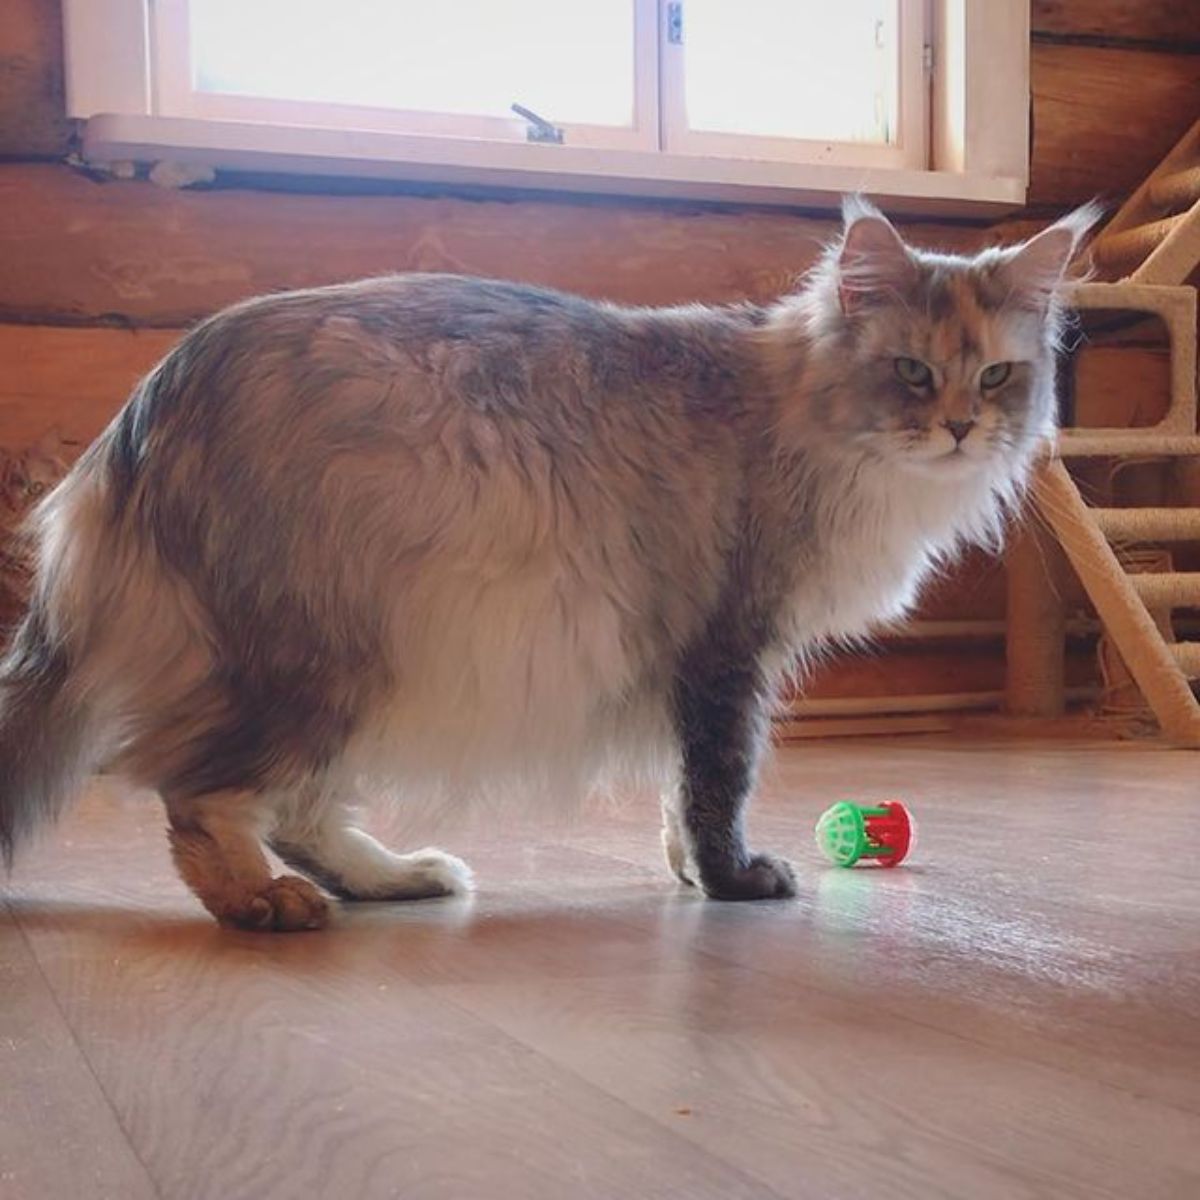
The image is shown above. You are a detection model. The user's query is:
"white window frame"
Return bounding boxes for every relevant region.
[660,0,928,172]
[63,0,1030,213]
[150,0,662,153]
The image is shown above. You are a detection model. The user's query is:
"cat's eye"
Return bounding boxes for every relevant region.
[26,482,45,497]
[894,357,933,388]
[980,362,1012,389]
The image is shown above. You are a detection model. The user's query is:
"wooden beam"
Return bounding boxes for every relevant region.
[0,164,996,327]
[0,325,179,450]
[1032,1,1200,48]
[0,0,73,158]
[775,715,954,740]
[1029,45,1200,208]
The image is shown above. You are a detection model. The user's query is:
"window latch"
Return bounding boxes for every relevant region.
[667,2,683,45]
[511,103,564,145]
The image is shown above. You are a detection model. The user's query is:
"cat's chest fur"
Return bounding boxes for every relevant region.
[782,461,1000,648]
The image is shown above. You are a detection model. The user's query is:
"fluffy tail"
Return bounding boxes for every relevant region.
[0,605,92,868]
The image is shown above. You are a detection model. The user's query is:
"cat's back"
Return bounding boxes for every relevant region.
[155,272,624,402]
[101,273,758,504]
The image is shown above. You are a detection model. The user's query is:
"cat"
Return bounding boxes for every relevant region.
[0,430,71,633]
[0,198,1097,930]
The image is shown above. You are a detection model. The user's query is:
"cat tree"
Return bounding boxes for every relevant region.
[1006,117,1200,746]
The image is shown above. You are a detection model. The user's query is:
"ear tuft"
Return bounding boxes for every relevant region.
[836,196,917,315]
[1002,201,1104,310]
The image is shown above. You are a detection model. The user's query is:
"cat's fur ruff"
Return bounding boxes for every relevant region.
[0,199,1097,929]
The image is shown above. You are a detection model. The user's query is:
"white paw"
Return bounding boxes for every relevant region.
[405,847,475,897]
[344,845,475,901]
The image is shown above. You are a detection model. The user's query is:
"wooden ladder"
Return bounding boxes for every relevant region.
[1009,117,1200,746]
[1029,463,1200,746]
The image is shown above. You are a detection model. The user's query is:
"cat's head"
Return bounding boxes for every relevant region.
[777,197,1100,481]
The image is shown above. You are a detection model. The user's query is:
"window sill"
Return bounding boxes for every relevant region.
[82,114,1026,216]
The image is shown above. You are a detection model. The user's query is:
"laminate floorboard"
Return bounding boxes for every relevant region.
[0,902,158,1200]
[3,740,1198,1199]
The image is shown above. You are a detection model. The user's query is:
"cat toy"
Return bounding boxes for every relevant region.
[814,800,914,868]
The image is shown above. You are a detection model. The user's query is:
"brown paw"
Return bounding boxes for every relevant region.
[222,875,331,932]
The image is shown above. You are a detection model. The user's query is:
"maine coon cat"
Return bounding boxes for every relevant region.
[0,199,1096,930]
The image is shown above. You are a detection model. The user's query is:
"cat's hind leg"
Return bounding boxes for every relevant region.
[660,795,695,886]
[268,785,473,902]
[165,790,330,931]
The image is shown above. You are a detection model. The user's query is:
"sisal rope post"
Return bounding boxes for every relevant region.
[1005,516,1067,716]
[1092,214,1186,273]
[1033,459,1200,747]
[1096,547,1174,722]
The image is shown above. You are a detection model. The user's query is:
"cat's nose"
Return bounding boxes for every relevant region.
[942,418,976,444]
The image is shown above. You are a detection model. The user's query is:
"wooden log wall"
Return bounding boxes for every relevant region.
[1,0,1197,707]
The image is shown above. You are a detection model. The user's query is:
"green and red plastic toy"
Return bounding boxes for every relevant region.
[815,800,914,868]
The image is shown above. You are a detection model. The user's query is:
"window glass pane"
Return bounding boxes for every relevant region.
[189,0,635,127]
[684,1,899,144]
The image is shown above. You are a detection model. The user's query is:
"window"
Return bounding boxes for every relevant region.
[663,0,925,170]
[156,0,659,151]
[64,1,1030,211]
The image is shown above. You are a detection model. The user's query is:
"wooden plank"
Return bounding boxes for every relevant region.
[788,641,1098,710]
[0,326,178,404]
[1029,44,1200,207]
[10,750,1200,1198]
[802,644,1004,702]
[0,904,158,1200]
[443,965,1200,1200]
[0,164,994,326]
[8,789,780,1200]
[0,326,180,451]
[774,715,954,740]
[0,0,73,158]
[1032,1,1200,47]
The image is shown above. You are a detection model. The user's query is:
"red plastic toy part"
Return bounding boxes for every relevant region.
[862,801,913,867]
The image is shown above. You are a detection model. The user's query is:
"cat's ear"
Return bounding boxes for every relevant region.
[836,198,917,315]
[1001,201,1104,310]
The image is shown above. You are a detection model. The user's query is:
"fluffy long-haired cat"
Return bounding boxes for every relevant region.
[0,199,1096,929]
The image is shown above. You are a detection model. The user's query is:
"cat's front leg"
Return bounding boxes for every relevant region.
[671,655,797,901]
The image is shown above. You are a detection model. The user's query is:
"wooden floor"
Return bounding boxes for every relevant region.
[2,738,1199,1200]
